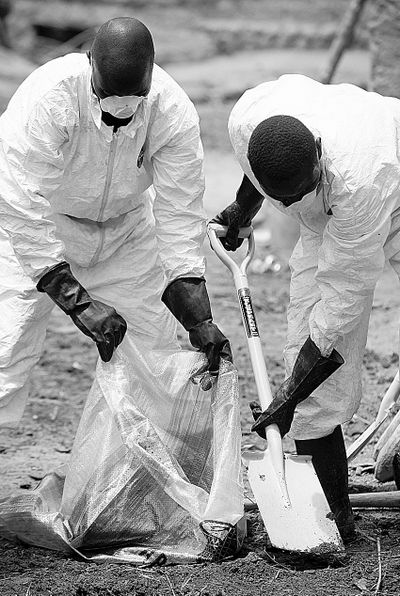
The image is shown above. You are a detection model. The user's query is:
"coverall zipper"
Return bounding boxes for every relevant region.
[90,127,120,266]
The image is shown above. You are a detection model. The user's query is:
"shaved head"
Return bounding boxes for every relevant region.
[248,115,321,204]
[91,17,154,97]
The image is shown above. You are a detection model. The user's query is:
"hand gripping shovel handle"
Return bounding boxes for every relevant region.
[207,223,290,506]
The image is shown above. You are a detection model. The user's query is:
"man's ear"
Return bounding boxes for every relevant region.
[315,137,322,159]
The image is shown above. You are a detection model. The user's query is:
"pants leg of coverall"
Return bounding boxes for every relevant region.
[286,231,373,440]
[285,231,373,542]
[0,229,54,427]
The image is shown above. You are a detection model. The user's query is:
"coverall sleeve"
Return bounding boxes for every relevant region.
[285,227,323,372]
[151,103,206,286]
[309,187,391,356]
[0,100,67,281]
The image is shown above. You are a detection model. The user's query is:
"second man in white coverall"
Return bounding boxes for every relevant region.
[212,73,400,542]
[0,17,231,427]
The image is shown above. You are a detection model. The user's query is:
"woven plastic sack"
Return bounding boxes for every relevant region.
[0,336,245,565]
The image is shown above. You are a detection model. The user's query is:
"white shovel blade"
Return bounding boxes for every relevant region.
[243,450,344,554]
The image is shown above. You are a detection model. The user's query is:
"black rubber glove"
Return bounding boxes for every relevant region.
[189,320,232,374]
[37,262,127,362]
[210,174,264,251]
[251,337,344,438]
[162,277,232,387]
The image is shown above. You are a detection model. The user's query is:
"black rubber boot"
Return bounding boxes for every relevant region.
[295,425,355,543]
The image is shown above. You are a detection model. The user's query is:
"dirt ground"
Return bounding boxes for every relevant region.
[2,1,400,595]
[2,248,400,596]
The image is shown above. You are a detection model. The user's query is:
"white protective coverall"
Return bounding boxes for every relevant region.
[0,53,206,427]
[229,74,400,440]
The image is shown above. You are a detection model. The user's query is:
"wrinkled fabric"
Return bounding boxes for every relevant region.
[0,53,205,283]
[0,228,51,426]
[99,94,145,118]
[229,74,400,438]
[0,346,245,565]
[0,52,206,425]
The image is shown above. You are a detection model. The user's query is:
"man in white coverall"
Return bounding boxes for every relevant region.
[212,73,400,542]
[0,17,231,428]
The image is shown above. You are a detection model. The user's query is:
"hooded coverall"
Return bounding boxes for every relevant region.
[0,53,206,427]
[229,74,400,440]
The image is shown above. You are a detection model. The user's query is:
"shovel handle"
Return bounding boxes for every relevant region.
[207,224,255,286]
[347,371,400,462]
[208,223,253,239]
[208,222,290,504]
[375,371,400,423]
[207,223,274,409]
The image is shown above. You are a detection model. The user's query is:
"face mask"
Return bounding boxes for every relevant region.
[283,188,318,216]
[267,188,318,217]
[99,95,144,119]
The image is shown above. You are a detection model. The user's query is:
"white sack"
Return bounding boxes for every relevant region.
[0,339,245,565]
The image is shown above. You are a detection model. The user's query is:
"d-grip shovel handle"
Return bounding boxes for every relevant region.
[207,223,274,410]
[208,224,254,280]
[207,223,290,506]
[209,224,253,239]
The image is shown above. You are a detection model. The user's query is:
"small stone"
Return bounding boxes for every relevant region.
[29,473,44,481]
[55,445,71,453]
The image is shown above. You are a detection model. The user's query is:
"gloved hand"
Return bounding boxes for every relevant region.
[251,337,344,438]
[37,262,127,362]
[210,174,264,251]
[189,319,232,374]
[211,201,251,251]
[250,394,296,440]
[162,277,232,389]
[249,401,266,439]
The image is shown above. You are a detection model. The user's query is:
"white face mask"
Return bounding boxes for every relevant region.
[283,188,318,216]
[268,187,318,216]
[99,95,145,119]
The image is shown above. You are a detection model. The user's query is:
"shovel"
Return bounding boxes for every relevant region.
[346,372,400,463]
[207,223,344,555]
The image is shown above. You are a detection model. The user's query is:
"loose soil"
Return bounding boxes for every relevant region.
[1,248,400,596]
